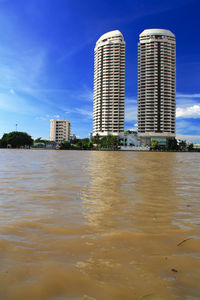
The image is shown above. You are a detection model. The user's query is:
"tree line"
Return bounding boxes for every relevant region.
[151,138,195,152]
[0,131,33,148]
[60,135,119,150]
[0,131,198,151]
[0,131,120,150]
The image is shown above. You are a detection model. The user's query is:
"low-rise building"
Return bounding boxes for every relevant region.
[120,131,139,147]
[33,142,46,148]
[70,134,77,141]
[50,119,71,143]
[194,144,200,149]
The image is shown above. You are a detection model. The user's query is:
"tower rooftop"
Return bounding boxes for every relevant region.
[96,30,124,45]
[140,29,175,38]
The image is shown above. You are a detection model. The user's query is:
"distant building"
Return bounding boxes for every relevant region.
[33,142,45,148]
[46,142,58,149]
[50,119,71,143]
[138,29,176,146]
[93,30,125,137]
[70,134,77,141]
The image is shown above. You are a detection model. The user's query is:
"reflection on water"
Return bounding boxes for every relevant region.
[0,149,200,300]
[82,152,179,233]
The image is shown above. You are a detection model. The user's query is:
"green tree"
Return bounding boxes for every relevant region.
[151,139,159,150]
[59,141,71,150]
[0,138,7,148]
[92,134,100,146]
[98,135,119,150]
[178,140,187,151]
[1,131,33,148]
[167,138,178,151]
[77,140,83,149]
[110,136,119,149]
[34,137,50,144]
[99,136,107,148]
[81,138,90,149]
[81,138,90,144]
[124,130,131,134]
[87,141,93,149]
[187,143,193,152]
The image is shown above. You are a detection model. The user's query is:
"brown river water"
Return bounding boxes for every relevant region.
[0,149,200,300]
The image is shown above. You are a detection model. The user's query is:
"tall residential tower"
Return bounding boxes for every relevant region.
[138,29,176,145]
[93,30,125,136]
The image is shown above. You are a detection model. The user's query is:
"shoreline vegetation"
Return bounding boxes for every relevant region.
[0,131,199,152]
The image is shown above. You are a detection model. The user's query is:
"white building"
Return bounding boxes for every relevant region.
[138,29,176,145]
[93,30,125,137]
[50,119,71,143]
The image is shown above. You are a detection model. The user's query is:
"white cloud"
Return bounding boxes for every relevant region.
[65,108,74,115]
[35,114,62,122]
[10,89,15,94]
[124,93,200,122]
[36,116,47,121]
[176,119,200,136]
[126,97,137,104]
[126,127,137,131]
[176,105,200,118]
[177,93,200,98]
[176,92,200,117]
[0,47,46,91]
[79,86,93,102]
[75,108,93,118]
[176,134,200,143]
[57,41,90,63]
[0,92,40,115]
[125,97,137,122]
[125,107,137,121]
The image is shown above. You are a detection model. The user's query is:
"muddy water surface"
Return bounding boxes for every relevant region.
[0,150,200,300]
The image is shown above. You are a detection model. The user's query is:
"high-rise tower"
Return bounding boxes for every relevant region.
[138,29,176,145]
[93,30,125,136]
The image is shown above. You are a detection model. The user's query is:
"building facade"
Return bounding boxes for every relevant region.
[138,29,176,145]
[120,131,139,147]
[93,30,125,137]
[50,119,71,143]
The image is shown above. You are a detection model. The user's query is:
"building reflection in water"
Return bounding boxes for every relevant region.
[81,151,179,234]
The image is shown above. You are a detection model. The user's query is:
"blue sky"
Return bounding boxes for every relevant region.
[0,0,200,142]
